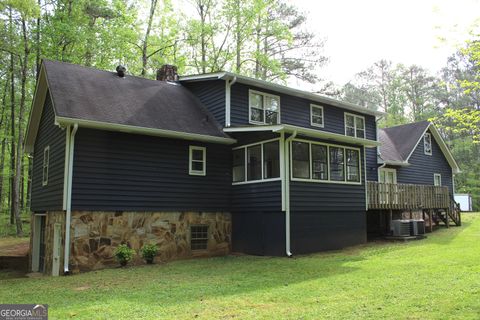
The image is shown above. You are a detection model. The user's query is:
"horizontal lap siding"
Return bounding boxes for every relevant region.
[183,80,225,126]
[71,128,231,211]
[31,93,65,211]
[396,129,453,193]
[231,181,282,212]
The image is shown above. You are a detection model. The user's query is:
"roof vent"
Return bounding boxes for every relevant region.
[156,65,179,82]
[116,65,126,77]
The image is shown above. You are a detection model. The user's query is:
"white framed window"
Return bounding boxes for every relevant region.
[434,173,441,186]
[232,139,280,184]
[290,139,361,185]
[379,168,397,184]
[189,146,206,176]
[344,113,365,139]
[310,104,324,127]
[42,146,50,186]
[249,90,280,125]
[424,133,432,155]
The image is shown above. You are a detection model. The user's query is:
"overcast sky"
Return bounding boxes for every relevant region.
[289,0,480,85]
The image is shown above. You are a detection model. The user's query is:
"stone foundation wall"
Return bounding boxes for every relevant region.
[69,211,231,272]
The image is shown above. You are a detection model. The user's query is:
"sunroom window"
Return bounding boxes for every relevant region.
[311,144,327,180]
[292,141,310,179]
[249,90,280,125]
[329,147,345,181]
[232,140,280,183]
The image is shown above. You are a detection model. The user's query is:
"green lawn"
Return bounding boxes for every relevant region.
[1,214,479,319]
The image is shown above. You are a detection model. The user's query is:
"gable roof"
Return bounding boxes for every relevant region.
[25,60,235,152]
[379,121,460,173]
[180,72,385,117]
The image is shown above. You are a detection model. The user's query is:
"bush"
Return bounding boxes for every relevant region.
[140,244,158,264]
[114,244,135,266]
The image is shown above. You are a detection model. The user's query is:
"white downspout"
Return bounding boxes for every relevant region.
[225,76,237,127]
[64,123,78,274]
[284,130,297,257]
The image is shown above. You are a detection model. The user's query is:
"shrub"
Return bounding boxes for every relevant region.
[114,244,135,266]
[140,244,158,264]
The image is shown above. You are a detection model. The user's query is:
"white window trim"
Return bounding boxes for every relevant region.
[378,168,397,184]
[232,138,281,185]
[189,146,206,176]
[424,133,432,155]
[248,89,281,125]
[434,173,442,186]
[290,138,362,185]
[344,112,366,138]
[42,146,50,186]
[310,104,324,128]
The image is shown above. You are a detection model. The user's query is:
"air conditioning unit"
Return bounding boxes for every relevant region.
[391,220,411,237]
[410,219,425,235]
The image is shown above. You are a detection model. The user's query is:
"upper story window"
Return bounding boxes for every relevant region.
[344,113,365,139]
[42,146,50,186]
[310,104,324,127]
[232,139,280,184]
[249,90,280,125]
[189,146,206,176]
[424,132,432,155]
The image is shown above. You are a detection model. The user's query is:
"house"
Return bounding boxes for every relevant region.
[367,121,461,236]
[26,60,458,276]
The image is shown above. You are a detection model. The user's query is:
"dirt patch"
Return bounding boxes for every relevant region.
[0,239,29,257]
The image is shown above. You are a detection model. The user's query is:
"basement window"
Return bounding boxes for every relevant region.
[191,225,208,250]
[42,146,50,186]
[189,146,206,176]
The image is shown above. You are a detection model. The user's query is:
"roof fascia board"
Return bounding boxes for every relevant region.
[224,125,380,148]
[55,116,237,145]
[180,72,385,117]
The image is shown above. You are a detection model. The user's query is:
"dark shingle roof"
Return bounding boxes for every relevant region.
[379,121,430,161]
[43,60,229,139]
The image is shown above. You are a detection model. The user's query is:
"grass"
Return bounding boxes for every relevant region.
[0,211,31,237]
[1,214,479,319]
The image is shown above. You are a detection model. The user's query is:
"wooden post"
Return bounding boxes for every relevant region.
[445,208,449,228]
[388,209,392,235]
[429,209,433,233]
[409,210,413,220]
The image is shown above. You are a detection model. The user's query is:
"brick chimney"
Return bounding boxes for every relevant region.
[156,65,179,81]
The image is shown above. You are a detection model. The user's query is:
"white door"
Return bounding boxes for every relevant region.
[379,168,397,204]
[52,223,62,276]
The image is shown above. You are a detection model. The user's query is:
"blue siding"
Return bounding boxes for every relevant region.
[396,129,453,193]
[71,128,231,211]
[31,93,66,211]
[183,80,225,126]
[231,181,282,213]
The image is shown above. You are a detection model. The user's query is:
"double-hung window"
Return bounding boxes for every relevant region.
[424,133,432,155]
[249,90,280,125]
[42,146,50,186]
[345,113,365,138]
[189,146,206,176]
[232,140,280,183]
[310,104,324,127]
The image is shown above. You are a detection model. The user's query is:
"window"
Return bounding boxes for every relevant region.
[310,104,324,127]
[424,133,432,155]
[434,173,441,186]
[249,90,280,125]
[190,225,208,250]
[42,146,50,186]
[232,139,280,184]
[311,144,327,180]
[379,168,397,184]
[292,141,310,179]
[291,140,361,184]
[345,113,365,138]
[189,146,206,176]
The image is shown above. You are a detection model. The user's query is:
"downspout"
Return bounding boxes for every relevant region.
[225,76,237,127]
[64,123,78,274]
[284,130,297,257]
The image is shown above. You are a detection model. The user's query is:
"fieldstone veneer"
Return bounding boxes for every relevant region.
[69,211,231,272]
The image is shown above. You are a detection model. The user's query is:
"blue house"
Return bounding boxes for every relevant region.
[24,61,458,275]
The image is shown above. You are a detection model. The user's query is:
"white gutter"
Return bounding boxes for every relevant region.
[62,126,71,210]
[284,130,297,257]
[225,76,237,127]
[64,123,78,274]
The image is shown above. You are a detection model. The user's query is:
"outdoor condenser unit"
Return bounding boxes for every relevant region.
[410,219,426,235]
[391,220,412,237]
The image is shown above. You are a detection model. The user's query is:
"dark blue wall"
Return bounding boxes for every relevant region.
[395,129,453,193]
[183,80,226,126]
[31,93,66,211]
[71,128,231,211]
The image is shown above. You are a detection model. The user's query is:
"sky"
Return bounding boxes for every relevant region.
[288,0,480,85]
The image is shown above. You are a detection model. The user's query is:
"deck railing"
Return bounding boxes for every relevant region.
[367,181,450,210]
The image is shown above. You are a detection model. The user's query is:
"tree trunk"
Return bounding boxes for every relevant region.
[0,80,9,214]
[141,0,158,76]
[9,8,16,225]
[36,0,41,79]
[235,0,241,73]
[199,1,206,74]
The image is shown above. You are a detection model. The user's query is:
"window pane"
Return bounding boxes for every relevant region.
[263,141,280,179]
[329,147,344,181]
[232,149,245,182]
[346,115,354,127]
[356,117,365,129]
[192,161,203,171]
[265,96,279,112]
[311,144,327,180]
[346,127,355,137]
[247,145,262,181]
[192,149,204,161]
[251,107,264,122]
[356,129,365,139]
[346,149,360,182]
[265,111,278,124]
[250,93,263,109]
[292,141,310,179]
